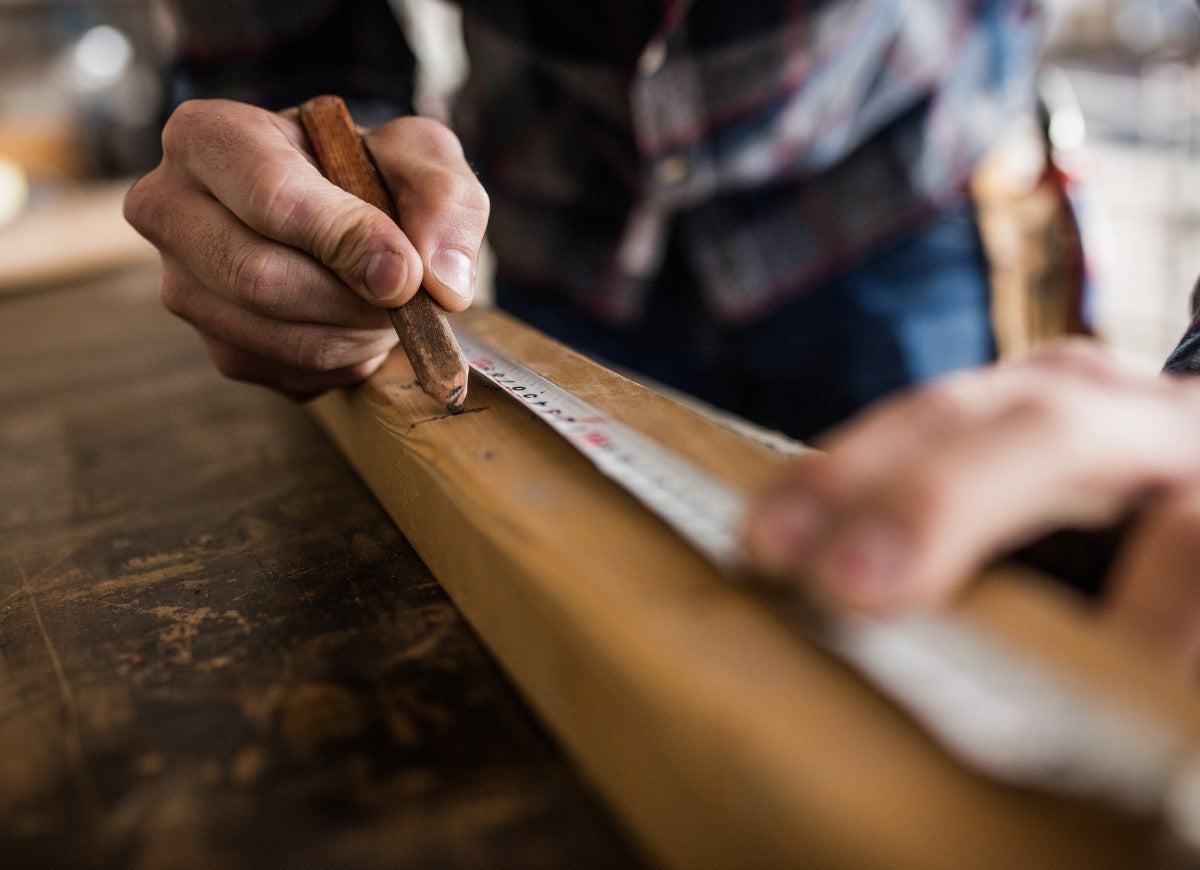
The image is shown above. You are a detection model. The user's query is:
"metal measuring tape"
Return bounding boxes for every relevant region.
[452,324,1200,847]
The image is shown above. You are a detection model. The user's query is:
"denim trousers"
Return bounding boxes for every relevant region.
[495,205,994,442]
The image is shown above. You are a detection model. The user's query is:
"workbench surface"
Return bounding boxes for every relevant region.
[0,265,644,869]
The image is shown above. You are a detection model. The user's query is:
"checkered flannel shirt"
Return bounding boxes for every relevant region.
[166,0,1041,324]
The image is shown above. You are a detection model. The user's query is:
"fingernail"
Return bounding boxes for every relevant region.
[821,519,906,606]
[430,248,474,300]
[745,497,822,575]
[365,251,408,303]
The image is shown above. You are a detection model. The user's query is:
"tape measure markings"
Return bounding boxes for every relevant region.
[457,331,746,570]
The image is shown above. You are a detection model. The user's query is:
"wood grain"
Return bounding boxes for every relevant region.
[310,306,1200,870]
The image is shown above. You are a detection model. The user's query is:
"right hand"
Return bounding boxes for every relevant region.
[125,99,490,398]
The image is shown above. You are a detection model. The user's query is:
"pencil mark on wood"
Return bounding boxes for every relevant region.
[380,405,486,438]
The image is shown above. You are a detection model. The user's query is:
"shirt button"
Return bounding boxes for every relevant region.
[655,155,690,186]
[638,39,668,76]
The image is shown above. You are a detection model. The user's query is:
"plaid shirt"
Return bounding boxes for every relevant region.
[167,0,1040,324]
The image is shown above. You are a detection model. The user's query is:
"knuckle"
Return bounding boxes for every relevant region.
[320,358,382,391]
[918,384,971,422]
[315,204,384,280]
[122,173,167,244]
[911,377,992,427]
[229,243,289,314]
[375,117,488,228]
[161,99,209,158]
[242,163,307,231]
[1028,338,1120,381]
[419,168,489,222]
[319,208,372,269]
[122,175,149,224]
[250,175,379,282]
[389,116,465,160]
[464,176,490,214]
[437,169,487,211]
[158,274,192,319]
[1006,391,1071,441]
[291,329,392,374]
[343,357,383,382]
[290,328,349,373]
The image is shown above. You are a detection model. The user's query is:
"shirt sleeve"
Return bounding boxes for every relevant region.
[163,0,416,123]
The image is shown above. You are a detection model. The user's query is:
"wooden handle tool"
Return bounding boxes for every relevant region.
[298,95,469,413]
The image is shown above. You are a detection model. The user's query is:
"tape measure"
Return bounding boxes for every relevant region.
[452,324,1200,847]
[454,329,746,571]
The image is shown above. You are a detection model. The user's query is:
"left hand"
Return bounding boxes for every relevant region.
[742,339,1200,674]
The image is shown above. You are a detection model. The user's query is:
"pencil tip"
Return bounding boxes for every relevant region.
[444,382,467,414]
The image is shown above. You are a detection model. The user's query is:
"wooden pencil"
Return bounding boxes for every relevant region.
[298,95,469,413]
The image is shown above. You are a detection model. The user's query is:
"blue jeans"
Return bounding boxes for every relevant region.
[495,205,994,441]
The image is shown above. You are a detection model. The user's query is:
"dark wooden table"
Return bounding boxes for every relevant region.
[0,265,645,869]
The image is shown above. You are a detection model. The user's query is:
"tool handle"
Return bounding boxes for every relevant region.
[298,95,468,413]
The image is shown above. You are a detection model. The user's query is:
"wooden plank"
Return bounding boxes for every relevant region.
[310,307,1200,870]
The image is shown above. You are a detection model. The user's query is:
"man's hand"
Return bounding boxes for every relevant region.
[743,339,1200,673]
[125,99,489,398]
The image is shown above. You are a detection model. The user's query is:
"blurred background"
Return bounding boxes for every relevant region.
[1,0,1199,370]
[0,0,169,186]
